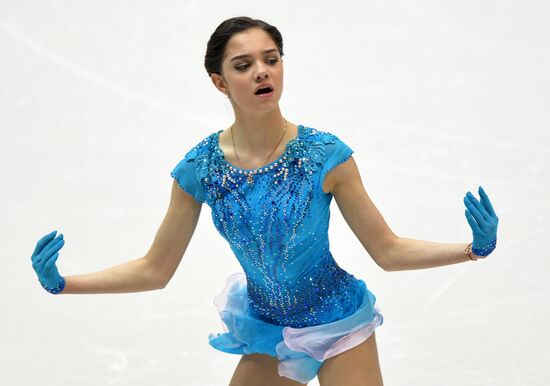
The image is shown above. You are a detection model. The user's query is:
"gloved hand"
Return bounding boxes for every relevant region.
[463,186,499,256]
[31,230,65,292]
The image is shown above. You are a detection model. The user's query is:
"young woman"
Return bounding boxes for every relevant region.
[31,16,499,386]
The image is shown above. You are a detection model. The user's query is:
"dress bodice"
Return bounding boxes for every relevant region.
[171,124,362,328]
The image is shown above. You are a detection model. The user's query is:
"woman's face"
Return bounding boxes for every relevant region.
[212,27,284,113]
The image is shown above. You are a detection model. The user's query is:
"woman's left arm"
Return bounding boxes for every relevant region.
[329,157,499,272]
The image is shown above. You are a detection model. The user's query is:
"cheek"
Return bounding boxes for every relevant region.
[276,67,284,85]
[276,71,284,91]
[229,78,248,95]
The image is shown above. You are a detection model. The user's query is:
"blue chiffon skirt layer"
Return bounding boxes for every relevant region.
[208,273,384,384]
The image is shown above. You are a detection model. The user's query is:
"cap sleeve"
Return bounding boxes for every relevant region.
[170,145,206,203]
[319,135,354,195]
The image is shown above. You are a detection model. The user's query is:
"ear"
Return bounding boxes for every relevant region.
[211,73,229,95]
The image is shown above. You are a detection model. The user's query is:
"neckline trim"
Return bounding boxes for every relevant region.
[214,124,304,173]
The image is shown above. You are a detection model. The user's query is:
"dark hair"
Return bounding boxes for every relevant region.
[204,16,284,77]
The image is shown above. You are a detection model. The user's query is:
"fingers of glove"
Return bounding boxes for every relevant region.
[36,238,65,274]
[478,186,498,219]
[463,195,484,226]
[42,252,60,277]
[466,193,499,236]
[33,233,63,263]
[31,231,58,263]
[41,235,64,257]
[464,209,482,234]
[465,191,490,221]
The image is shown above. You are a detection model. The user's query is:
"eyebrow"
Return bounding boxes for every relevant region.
[230,48,279,62]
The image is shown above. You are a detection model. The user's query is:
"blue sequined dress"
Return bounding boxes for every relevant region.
[170,124,384,384]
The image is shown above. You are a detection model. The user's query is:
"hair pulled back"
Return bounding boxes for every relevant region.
[204,16,284,77]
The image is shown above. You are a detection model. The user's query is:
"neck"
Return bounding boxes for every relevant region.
[230,108,288,153]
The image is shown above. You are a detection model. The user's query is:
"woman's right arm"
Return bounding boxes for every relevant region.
[33,179,203,294]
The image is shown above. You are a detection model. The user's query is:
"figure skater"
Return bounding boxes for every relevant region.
[30,16,499,386]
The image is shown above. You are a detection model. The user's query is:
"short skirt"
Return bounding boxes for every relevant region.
[207,273,384,384]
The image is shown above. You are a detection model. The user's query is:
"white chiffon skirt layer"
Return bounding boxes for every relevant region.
[207,272,384,384]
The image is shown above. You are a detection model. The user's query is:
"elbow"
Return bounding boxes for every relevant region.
[371,252,392,271]
[378,257,393,272]
[157,275,171,289]
[150,271,170,290]
[380,249,396,271]
[146,260,175,290]
[158,269,179,289]
[378,235,399,272]
[157,280,167,290]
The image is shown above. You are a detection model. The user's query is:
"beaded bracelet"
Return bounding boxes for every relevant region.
[39,277,66,294]
[464,243,477,261]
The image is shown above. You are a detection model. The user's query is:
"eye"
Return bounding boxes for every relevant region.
[235,57,279,71]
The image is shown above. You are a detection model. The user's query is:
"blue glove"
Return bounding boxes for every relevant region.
[463,186,499,257]
[31,230,66,293]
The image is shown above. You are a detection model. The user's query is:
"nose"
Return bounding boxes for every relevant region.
[256,72,268,81]
[254,62,269,80]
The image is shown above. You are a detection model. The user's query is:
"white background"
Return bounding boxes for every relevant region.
[1,1,548,385]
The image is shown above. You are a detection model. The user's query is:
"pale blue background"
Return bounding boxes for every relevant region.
[1,1,548,385]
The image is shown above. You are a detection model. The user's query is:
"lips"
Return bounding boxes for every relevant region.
[254,83,274,95]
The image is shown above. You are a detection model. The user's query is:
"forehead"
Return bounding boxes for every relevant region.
[224,28,277,58]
